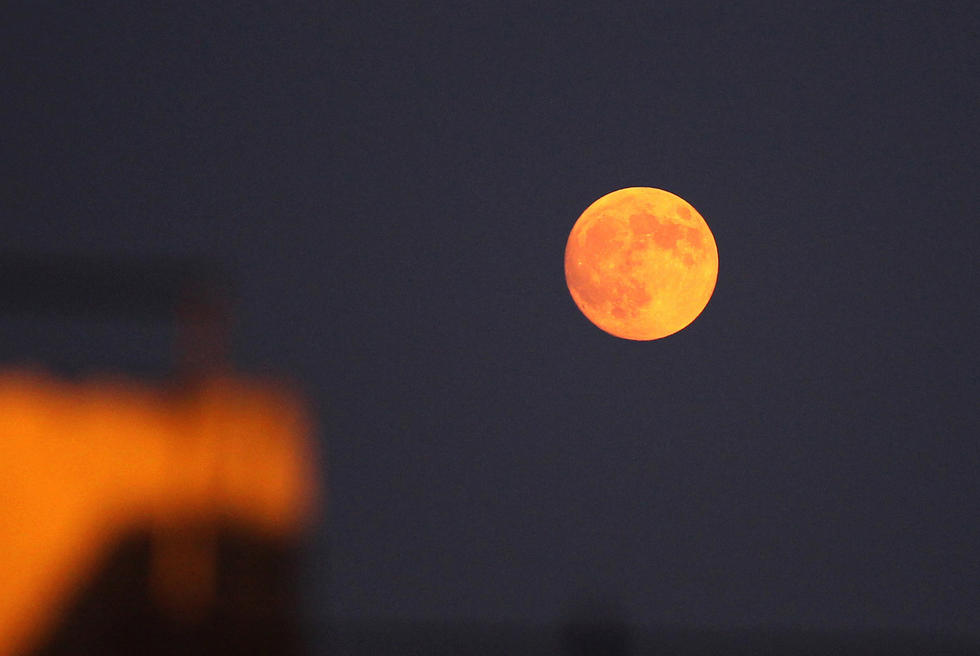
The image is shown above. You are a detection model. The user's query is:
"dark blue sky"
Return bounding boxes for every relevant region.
[2,1,977,636]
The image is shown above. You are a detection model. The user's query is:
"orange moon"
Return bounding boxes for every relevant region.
[564,187,718,340]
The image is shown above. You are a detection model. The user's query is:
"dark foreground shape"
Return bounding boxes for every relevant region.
[34,526,303,656]
[323,620,980,656]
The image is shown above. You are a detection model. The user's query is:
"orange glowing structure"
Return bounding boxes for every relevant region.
[0,371,318,656]
[565,187,719,340]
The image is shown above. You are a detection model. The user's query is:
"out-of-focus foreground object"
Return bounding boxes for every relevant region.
[0,256,320,656]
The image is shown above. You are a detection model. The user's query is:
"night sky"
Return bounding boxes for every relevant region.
[2,1,977,639]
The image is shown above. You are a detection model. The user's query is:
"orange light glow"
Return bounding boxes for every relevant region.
[0,371,318,656]
[564,187,718,340]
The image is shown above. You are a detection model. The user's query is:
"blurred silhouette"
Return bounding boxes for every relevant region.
[0,256,319,656]
[561,597,632,656]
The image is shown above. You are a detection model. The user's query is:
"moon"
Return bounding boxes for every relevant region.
[564,187,718,340]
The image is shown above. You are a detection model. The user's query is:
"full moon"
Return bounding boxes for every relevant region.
[564,187,718,340]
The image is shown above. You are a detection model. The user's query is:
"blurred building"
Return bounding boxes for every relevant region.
[0,257,319,655]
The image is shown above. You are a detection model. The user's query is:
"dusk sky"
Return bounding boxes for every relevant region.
[2,1,977,640]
